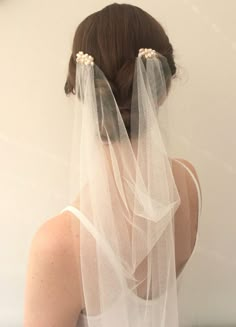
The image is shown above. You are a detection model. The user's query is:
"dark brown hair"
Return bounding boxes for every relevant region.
[64,3,177,139]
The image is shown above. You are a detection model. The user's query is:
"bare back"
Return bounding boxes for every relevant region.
[60,158,201,308]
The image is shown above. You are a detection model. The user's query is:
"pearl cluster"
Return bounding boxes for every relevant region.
[76,51,94,66]
[138,48,157,59]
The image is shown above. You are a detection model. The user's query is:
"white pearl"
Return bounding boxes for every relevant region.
[75,51,94,66]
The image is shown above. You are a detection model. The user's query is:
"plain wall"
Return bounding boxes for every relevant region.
[0,0,235,325]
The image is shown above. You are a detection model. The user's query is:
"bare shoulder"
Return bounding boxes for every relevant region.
[171,158,201,277]
[172,158,201,190]
[24,211,82,326]
[27,210,82,286]
[32,211,78,250]
[172,157,202,217]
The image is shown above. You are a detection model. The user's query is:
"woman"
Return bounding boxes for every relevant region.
[24,3,201,327]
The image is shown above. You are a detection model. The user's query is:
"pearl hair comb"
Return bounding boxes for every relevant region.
[75,48,158,66]
[138,48,158,58]
[76,51,94,66]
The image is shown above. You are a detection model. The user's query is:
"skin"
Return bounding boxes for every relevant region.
[23,156,201,327]
[172,158,201,277]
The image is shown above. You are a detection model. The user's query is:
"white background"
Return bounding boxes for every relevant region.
[0,0,235,326]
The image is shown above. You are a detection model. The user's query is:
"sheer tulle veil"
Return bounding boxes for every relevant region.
[68,48,181,326]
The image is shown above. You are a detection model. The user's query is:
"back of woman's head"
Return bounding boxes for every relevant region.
[64,3,176,139]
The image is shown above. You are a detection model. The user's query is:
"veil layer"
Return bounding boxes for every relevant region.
[68,48,181,326]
